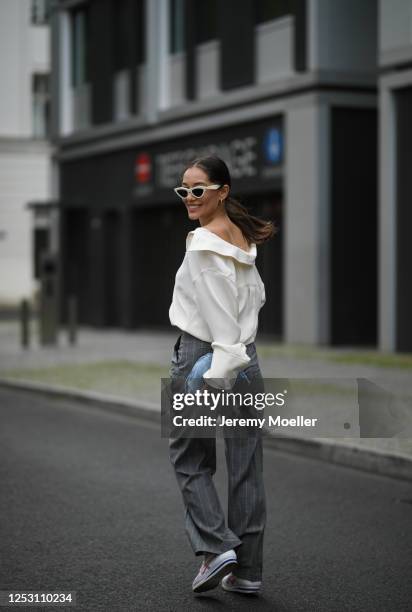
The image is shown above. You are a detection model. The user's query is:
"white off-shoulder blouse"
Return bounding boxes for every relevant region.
[169,227,266,390]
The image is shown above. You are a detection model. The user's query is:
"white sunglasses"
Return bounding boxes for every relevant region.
[174,184,221,200]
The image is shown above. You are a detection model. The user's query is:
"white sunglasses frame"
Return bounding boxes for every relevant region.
[173,184,221,200]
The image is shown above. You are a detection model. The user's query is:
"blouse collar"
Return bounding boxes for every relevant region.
[186,227,257,265]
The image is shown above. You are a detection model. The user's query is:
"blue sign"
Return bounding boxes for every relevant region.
[264,128,282,164]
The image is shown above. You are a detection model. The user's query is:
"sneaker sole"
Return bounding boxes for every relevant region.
[221,582,261,595]
[193,560,238,593]
[221,576,261,595]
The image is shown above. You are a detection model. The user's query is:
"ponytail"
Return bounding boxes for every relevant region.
[225,197,276,246]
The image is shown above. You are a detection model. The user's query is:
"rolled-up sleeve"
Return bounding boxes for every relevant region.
[188,251,250,390]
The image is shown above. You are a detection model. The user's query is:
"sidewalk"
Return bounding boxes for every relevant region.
[1,320,412,480]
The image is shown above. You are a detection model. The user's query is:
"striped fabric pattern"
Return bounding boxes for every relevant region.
[169,331,266,582]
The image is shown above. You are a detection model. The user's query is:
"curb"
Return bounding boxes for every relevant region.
[261,434,412,482]
[1,378,411,482]
[0,378,160,423]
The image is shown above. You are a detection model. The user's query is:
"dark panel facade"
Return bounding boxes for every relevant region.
[218,0,255,91]
[117,208,135,328]
[114,0,144,113]
[248,192,283,339]
[292,0,307,72]
[88,211,106,326]
[184,0,196,101]
[60,208,125,327]
[330,107,378,346]
[104,210,122,326]
[60,209,91,324]
[132,205,193,329]
[61,150,135,209]
[89,0,114,124]
[395,87,412,352]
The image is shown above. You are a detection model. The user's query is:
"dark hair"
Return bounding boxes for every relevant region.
[184,155,276,245]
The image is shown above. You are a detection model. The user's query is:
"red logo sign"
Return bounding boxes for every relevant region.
[135,153,152,183]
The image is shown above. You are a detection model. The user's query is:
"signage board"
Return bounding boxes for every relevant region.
[133,116,284,204]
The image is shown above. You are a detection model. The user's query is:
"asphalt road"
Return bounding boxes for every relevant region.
[0,387,411,612]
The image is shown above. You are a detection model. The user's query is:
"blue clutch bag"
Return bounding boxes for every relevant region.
[185,352,250,394]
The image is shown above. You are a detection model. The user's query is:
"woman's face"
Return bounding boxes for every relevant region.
[181,166,227,223]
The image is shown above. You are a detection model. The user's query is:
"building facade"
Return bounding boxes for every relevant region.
[379,0,412,353]
[52,0,381,347]
[0,0,53,309]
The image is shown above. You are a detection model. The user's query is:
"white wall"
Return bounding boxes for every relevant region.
[255,16,294,83]
[0,146,51,303]
[0,0,50,137]
[0,0,29,136]
[0,0,51,305]
[379,0,412,65]
[168,52,186,107]
[195,40,220,100]
[31,20,49,72]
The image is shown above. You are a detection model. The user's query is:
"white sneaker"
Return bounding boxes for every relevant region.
[192,550,237,593]
[221,572,262,594]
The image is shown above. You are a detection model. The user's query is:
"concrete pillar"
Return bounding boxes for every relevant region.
[285,95,330,345]
[379,78,397,352]
[145,0,170,122]
[58,10,72,136]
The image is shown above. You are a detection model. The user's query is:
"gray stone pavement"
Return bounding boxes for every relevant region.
[1,320,412,476]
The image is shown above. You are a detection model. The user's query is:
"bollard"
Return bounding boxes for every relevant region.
[20,299,30,349]
[68,295,77,345]
[39,253,58,346]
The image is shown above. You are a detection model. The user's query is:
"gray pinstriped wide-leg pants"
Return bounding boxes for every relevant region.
[168,331,266,582]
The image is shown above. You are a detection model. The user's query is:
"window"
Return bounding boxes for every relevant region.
[255,0,292,24]
[70,6,91,130]
[31,0,52,25]
[114,0,145,70]
[32,73,50,138]
[170,0,185,53]
[114,0,132,71]
[195,0,217,44]
[170,0,217,52]
[136,0,145,65]
[113,0,145,119]
[71,7,89,87]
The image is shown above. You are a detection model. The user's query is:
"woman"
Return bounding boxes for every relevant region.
[168,155,275,595]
